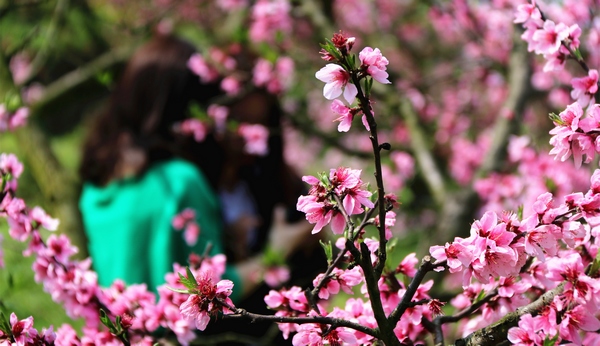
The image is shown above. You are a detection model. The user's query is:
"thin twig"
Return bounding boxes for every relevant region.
[18,0,69,87]
[33,45,133,112]
[433,289,499,346]
[219,301,380,339]
[455,283,565,346]
[388,257,439,327]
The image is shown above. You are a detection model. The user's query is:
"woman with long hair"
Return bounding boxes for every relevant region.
[78,34,312,307]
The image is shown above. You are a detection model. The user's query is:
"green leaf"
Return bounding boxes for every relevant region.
[320,39,343,62]
[589,245,600,276]
[385,239,398,268]
[115,315,122,333]
[262,246,285,266]
[473,289,487,304]
[4,91,22,113]
[186,266,198,286]
[99,309,118,334]
[178,268,198,292]
[166,286,191,294]
[319,240,333,266]
[402,273,410,288]
[0,311,11,336]
[188,102,208,120]
[543,334,559,346]
[349,54,357,69]
[95,71,113,87]
[573,47,584,61]
[364,77,372,97]
[258,42,278,63]
[0,175,6,192]
[99,309,110,327]
[548,112,563,126]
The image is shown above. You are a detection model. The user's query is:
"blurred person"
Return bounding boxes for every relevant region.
[203,88,328,345]
[78,34,313,312]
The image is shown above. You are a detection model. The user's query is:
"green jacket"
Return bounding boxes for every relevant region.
[79,159,241,301]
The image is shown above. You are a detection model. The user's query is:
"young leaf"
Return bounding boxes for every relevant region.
[166,286,192,294]
[589,246,600,276]
[177,267,199,291]
[543,334,559,346]
[319,239,333,266]
[188,102,208,120]
[320,39,343,62]
[349,54,357,69]
[186,266,198,286]
[4,91,22,113]
[262,245,285,266]
[573,47,584,61]
[0,311,11,336]
[548,112,564,126]
[99,309,118,334]
[95,71,113,87]
[364,77,371,97]
[385,238,398,270]
[0,175,6,193]
[473,289,487,304]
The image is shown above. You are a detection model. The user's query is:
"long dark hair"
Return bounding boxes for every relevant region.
[79,34,220,186]
[232,89,306,253]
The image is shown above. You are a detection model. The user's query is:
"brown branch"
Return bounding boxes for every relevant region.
[186,326,279,345]
[18,0,69,87]
[399,98,446,206]
[433,289,499,346]
[32,45,133,112]
[454,283,565,346]
[350,71,388,278]
[222,304,380,339]
[388,256,439,327]
[305,201,378,312]
[286,112,371,159]
[344,65,401,345]
[439,289,497,324]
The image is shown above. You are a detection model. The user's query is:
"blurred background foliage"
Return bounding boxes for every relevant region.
[0,0,588,333]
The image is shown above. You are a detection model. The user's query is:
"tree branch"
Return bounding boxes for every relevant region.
[286,113,372,159]
[223,305,380,339]
[399,98,446,207]
[388,256,438,326]
[18,0,69,87]
[32,45,133,112]
[454,283,564,346]
[433,289,499,346]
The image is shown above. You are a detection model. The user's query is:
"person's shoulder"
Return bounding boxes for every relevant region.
[150,159,211,190]
[153,158,201,177]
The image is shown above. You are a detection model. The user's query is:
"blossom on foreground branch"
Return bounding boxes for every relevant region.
[431,168,600,345]
[297,167,374,235]
[177,269,235,331]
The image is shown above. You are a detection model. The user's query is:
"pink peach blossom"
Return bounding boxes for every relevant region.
[532,20,569,55]
[315,64,358,103]
[238,123,269,156]
[571,69,598,107]
[359,47,391,84]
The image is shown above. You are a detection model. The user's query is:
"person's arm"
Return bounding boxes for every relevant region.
[232,205,314,297]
